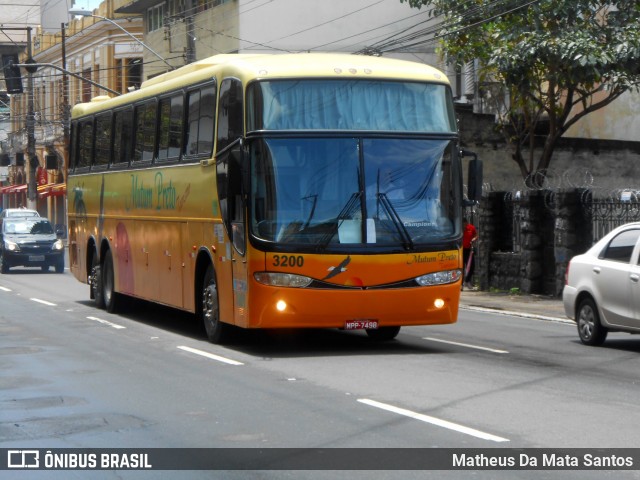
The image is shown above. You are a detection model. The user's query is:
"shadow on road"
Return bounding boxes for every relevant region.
[75,295,450,359]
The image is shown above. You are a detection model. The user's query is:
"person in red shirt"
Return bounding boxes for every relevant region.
[462,217,478,289]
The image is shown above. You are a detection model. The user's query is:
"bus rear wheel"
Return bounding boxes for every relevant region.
[91,253,105,309]
[201,265,229,344]
[366,326,401,341]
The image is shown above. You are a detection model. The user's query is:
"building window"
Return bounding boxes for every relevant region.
[127,58,142,91]
[168,0,185,17]
[82,68,92,102]
[115,59,122,94]
[147,4,165,32]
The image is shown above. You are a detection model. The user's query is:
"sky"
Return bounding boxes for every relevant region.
[72,0,103,11]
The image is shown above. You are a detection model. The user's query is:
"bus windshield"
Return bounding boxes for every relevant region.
[250,137,460,249]
[247,79,456,133]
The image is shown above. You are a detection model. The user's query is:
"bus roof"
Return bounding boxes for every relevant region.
[72,53,451,118]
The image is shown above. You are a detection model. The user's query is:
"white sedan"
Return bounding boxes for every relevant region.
[563,222,640,346]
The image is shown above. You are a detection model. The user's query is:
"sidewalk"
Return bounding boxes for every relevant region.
[459,289,570,322]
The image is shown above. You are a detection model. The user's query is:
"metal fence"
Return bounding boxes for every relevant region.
[588,196,640,243]
[494,189,640,252]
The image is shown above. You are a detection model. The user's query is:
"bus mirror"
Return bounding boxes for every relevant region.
[461,150,483,202]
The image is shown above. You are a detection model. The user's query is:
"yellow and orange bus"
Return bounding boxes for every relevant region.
[68,53,463,343]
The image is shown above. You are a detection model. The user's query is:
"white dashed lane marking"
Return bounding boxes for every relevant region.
[87,316,127,330]
[358,398,509,443]
[177,345,244,366]
[423,336,509,354]
[30,298,57,306]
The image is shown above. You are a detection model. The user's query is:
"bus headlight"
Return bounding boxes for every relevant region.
[52,239,64,251]
[4,240,19,252]
[415,269,462,286]
[254,272,313,288]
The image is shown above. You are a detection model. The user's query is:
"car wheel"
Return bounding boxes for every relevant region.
[55,258,64,274]
[102,249,120,313]
[201,265,230,343]
[91,253,105,309]
[0,251,8,273]
[366,326,401,341]
[577,297,608,346]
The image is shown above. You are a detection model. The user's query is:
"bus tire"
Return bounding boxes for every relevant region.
[91,253,105,309]
[201,265,229,344]
[366,326,401,341]
[102,249,120,313]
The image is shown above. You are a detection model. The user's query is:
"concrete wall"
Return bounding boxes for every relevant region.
[457,106,640,194]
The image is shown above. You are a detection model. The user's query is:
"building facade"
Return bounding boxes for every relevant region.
[1,0,144,223]
[2,0,639,222]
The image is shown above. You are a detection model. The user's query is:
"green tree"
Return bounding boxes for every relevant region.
[401,0,640,186]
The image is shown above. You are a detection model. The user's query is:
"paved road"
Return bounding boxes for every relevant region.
[1,269,639,480]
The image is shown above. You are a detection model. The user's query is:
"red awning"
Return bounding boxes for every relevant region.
[38,183,66,199]
[0,184,27,194]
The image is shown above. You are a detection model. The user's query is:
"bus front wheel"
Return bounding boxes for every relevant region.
[102,249,120,313]
[201,265,229,344]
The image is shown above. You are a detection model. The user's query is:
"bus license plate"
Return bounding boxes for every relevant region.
[29,255,45,262]
[345,320,378,330]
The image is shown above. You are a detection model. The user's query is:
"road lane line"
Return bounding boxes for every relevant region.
[87,316,126,330]
[177,346,244,366]
[0,286,11,292]
[30,298,57,306]
[422,337,509,354]
[358,398,509,443]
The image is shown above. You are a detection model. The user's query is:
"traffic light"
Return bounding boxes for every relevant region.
[2,54,23,94]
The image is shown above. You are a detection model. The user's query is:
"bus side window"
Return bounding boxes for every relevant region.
[217,78,243,151]
[77,118,93,170]
[113,108,133,168]
[69,122,77,171]
[132,100,157,164]
[184,83,215,159]
[94,112,112,169]
[158,93,184,162]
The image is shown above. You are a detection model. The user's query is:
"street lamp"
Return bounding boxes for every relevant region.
[68,7,174,71]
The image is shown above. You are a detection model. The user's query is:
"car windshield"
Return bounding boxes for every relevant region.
[3,218,54,235]
[3,209,39,217]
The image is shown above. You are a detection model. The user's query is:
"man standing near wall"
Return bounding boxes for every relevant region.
[463,217,478,289]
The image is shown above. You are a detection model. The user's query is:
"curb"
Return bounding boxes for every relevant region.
[460,304,574,325]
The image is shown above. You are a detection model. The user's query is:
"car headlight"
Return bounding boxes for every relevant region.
[254,272,313,288]
[4,240,19,252]
[415,269,462,286]
[52,239,64,251]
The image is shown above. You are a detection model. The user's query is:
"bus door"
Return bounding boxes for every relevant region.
[216,144,248,327]
[216,77,248,326]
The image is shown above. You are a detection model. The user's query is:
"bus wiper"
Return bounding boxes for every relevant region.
[377,193,414,250]
[316,192,361,250]
[301,194,318,229]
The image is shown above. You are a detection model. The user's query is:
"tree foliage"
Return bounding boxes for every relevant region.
[401,0,640,186]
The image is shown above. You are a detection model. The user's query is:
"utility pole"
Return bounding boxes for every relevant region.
[185,0,196,64]
[61,23,69,179]
[61,22,69,224]
[26,27,36,210]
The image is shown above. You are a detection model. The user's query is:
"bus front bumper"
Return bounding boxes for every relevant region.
[248,281,461,329]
